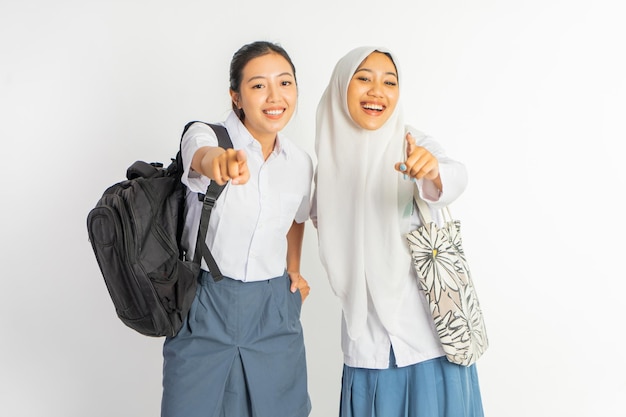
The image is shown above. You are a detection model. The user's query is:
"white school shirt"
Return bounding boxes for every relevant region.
[180,111,313,282]
[311,162,467,369]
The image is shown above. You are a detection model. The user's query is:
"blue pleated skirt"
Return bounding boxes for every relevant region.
[339,350,484,417]
[161,271,311,417]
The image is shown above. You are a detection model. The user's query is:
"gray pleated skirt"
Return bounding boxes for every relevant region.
[161,271,311,417]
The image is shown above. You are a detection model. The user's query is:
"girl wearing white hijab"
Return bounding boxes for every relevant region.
[311,47,484,416]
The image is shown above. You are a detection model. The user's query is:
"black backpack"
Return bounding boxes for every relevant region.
[86,122,232,337]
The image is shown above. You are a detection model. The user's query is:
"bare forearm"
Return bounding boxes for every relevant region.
[191,146,226,180]
[191,146,249,186]
[286,220,305,273]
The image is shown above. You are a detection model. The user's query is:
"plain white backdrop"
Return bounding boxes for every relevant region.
[2,1,625,416]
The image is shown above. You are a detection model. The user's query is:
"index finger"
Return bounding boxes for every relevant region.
[230,150,249,185]
[405,132,417,157]
[226,149,246,176]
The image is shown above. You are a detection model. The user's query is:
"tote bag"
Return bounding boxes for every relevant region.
[405,190,488,366]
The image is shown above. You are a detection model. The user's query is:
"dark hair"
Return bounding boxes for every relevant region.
[229,41,297,121]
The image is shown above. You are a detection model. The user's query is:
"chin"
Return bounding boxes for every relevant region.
[358,121,384,131]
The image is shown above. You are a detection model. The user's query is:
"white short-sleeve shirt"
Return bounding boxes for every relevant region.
[180,111,313,282]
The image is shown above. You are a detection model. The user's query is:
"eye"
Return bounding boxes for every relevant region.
[252,83,265,89]
[385,80,398,87]
[357,76,370,82]
[281,80,293,86]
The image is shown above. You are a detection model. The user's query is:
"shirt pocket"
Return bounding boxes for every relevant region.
[279,193,303,233]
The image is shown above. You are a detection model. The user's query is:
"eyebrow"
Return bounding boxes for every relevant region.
[354,68,398,78]
[246,72,294,83]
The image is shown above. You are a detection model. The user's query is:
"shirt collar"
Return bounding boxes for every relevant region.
[224,111,290,159]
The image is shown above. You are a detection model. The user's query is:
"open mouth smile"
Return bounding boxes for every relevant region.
[264,108,285,116]
[361,102,385,112]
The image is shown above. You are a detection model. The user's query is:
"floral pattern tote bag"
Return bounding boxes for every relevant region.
[405,189,489,366]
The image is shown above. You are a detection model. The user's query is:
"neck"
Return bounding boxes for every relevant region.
[255,135,276,161]
[241,120,278,161]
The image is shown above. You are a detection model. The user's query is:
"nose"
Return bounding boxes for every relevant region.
[367,81,384,98]
[267,84,280,103]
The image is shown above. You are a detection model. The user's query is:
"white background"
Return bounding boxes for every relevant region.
[2,1,625,416]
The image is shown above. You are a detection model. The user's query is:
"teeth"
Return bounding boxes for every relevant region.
[265,109,284,115]
[363,103,383,111]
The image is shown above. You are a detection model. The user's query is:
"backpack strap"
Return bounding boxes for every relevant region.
[180,121,233,282]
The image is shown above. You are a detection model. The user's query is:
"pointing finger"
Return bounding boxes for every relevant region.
[231,149,249,185]
[406,132,417,157]
[236,149,247,164]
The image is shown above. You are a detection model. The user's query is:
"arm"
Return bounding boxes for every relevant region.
[395,132,442,190]
[395,131,468,207]
[191,146,250,186]
[286,220,310,302]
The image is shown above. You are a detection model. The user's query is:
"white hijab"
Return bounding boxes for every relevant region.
[315,46,415,339]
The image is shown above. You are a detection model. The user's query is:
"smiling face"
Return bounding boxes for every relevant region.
[346,51,399,130]
[230,52,297,143]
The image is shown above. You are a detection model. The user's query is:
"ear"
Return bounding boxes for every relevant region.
[230,90,241,109]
